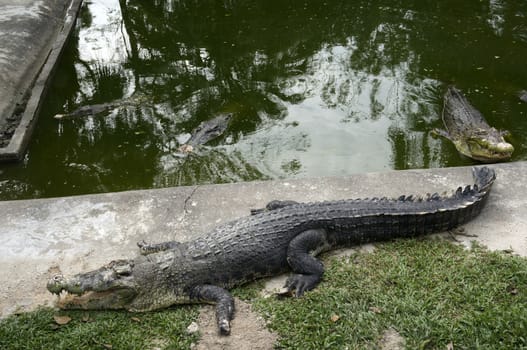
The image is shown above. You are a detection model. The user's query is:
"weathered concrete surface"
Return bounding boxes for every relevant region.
[0,162,526,318]
[0,0,82,161]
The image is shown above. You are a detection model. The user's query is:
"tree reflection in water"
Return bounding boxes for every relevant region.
[1,0,526,198]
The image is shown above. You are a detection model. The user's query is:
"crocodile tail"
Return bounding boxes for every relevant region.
[472,166,496,194]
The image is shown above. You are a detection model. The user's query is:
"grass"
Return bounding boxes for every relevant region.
[1,239,526,349]
[252,239,527,349]
[0,307,199,350]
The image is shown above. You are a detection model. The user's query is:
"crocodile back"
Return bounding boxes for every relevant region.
[443,87,489,136]
[182,167,495,289]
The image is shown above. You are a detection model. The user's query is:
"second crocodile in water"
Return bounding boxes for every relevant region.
[434,86,514,162]
[47,167,496,335]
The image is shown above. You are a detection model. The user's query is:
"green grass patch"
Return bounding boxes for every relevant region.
[0,306,199,350]
[252,239,527,349]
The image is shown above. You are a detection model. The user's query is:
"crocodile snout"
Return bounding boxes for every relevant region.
[47,274,66,295]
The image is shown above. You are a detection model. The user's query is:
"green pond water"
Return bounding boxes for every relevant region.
[1,0,526,200]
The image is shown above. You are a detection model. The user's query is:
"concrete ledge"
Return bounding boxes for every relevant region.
[1,162,526,316]
[0,0,83,161]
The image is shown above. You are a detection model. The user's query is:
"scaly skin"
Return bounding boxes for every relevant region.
[177,113,232,154]
[47,167,496,335]
[433,86,513,162]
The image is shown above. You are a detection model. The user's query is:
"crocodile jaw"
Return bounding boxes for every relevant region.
[466,139,514,162]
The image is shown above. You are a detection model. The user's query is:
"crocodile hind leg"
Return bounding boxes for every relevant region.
[250,200,299,215]
[284,229,330,297]
[190,284,235,335]
[136,240,180,255]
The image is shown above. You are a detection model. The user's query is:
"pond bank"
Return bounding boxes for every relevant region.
[0,0,82,161]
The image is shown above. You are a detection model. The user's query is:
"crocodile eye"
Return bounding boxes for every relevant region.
[112,262,133,276]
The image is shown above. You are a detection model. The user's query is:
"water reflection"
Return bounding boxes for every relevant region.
[118,0,447,180]
[78,0,131,67]
[1,0,526,199]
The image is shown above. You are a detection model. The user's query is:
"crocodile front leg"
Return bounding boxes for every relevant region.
[284,229,330,297]
[190,285,235,335]
[137,240,180,255]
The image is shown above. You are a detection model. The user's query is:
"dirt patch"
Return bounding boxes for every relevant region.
[192,298,277,350]
[378,328,405,350]
[0,266,56,317]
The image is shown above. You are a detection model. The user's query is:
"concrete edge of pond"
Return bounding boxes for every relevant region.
[0,162,526,318]
[0,0,83,162]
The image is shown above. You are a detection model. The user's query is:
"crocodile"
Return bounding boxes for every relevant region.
[432,86,513,162]
[53,94,148,120]
[55,97,231,153]
[47,166,496,335]
[54,101,121,120]
[177,113,232,154]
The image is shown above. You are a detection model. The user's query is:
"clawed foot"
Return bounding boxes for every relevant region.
[137,240,181,255]
[219,319,231,335]
[137,240,162,255]
[136,240,151,255]
[281,274,321,297]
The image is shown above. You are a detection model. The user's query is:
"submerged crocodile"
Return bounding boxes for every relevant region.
[47,166,496,335]
[433,86,513,162]
[55,96,231,153]
[54,101,121,119]
[53,94,148,120]
[177,113,232,154]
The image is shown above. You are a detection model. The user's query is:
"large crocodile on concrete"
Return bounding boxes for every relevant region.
[433,86,513,162]
[47,166,496,335]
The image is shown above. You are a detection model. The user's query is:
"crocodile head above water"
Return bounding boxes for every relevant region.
[177,113,232,154]
[436,86,514,163]
[457,127,514,162]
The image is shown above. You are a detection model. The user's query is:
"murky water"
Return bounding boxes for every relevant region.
[1,0,526,199]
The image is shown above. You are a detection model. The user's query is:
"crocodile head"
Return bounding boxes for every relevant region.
[186,113,232,146]
[47,260,140,310]
[462,128,514,162]
[47,258,186,311]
